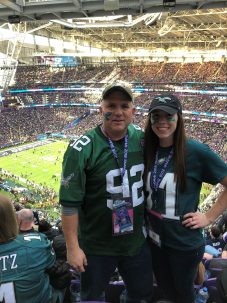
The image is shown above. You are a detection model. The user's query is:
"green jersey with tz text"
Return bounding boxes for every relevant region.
[0,232,55,303]
[60,124,146,256]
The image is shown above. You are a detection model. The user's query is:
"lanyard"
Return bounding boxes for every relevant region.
[108,134,128,184]
[151,148,173,192]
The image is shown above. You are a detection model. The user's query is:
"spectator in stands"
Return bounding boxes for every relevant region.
[217,209,227,234]
[206,225,226,252]
[52,222,66,259]
[16,208,36,233]
[59,82,153,302]
[0,194,55,303]
[221,233,227,259]
[52,222,72,303]
[38,218,59,241]
[13,202,23,211]
[144,93,227,303]
[33,209,40,225]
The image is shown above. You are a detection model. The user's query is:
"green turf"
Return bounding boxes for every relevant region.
[0,140,68,193]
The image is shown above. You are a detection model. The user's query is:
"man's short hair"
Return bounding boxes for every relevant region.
[17,208,34,222]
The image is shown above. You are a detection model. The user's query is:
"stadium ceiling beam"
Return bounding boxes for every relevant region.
[139,0,144,14]
[50,13,157,29]
[0,1,227,23]
[26,22,53,34]
[171,9,227,18]
[173,24,227,32]
[103,38,224,44]
[70,22,227,37]
[0,0,22,12]
[72,0,88,16]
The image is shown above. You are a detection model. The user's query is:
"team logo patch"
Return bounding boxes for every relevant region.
[158,157,166,165]
[155,96,172,103]
[61,173,74,188]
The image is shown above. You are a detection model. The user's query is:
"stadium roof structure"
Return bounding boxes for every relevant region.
[0,0,226,59]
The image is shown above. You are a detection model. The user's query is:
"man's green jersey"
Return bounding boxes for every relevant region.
[0,232,55,303]
[60,124,146,256]
[146,139,227,250]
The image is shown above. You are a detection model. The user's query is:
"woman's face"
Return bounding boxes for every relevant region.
[150,110,178,146]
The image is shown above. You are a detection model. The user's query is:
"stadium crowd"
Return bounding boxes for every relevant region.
[0,106,225,161]
[4,61,226,89]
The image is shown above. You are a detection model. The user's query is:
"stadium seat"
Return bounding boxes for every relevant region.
[204,258,227,278]
[105,281,125,303]
[203,277,223,303]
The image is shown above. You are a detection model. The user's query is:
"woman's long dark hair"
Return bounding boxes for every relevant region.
[144,113,187,191]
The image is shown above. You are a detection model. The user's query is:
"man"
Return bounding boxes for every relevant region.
[59,82,153,302]
[0,194,55,303]
[16,208,36,233]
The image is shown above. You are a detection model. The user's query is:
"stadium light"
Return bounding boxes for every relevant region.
[163,0,176,7]
[8,15,20,24]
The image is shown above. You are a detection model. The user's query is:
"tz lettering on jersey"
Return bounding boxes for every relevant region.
[0,233,55,303]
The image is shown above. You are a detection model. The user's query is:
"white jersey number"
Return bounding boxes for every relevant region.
[106,164,144,209]
[71,135,91,152]
[146,172,180,220]
[0,282,16,303]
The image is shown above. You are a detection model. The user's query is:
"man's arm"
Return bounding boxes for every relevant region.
[61,210,87,272]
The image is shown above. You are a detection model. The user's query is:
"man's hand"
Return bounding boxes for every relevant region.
[67,247,88,272]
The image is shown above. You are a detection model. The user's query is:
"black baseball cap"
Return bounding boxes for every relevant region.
[102,83,134,102]
[149,94,182,115]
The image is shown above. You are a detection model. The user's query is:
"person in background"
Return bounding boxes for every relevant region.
[38,218,59,241]
[217,209,227,234]
[16,208,36,233]
[205,224,226,256]
[0,194,55,303]
[52,222,72,303]
[144,94,227,303]
[221,232,227,259]
[59,82,153,302]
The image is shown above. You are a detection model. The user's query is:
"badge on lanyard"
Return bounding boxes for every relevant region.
[112,197,133,236]
[147,209,163,247]
[106,133,134,236]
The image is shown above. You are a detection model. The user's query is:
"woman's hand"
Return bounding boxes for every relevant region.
[182,212,210,229]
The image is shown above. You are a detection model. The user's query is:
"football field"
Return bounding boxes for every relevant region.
[0,140,68,193]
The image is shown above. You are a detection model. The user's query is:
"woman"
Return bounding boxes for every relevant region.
[0,194,55,303]
[144,94,227,303]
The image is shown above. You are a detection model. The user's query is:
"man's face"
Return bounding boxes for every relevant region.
[100,90,135,138]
